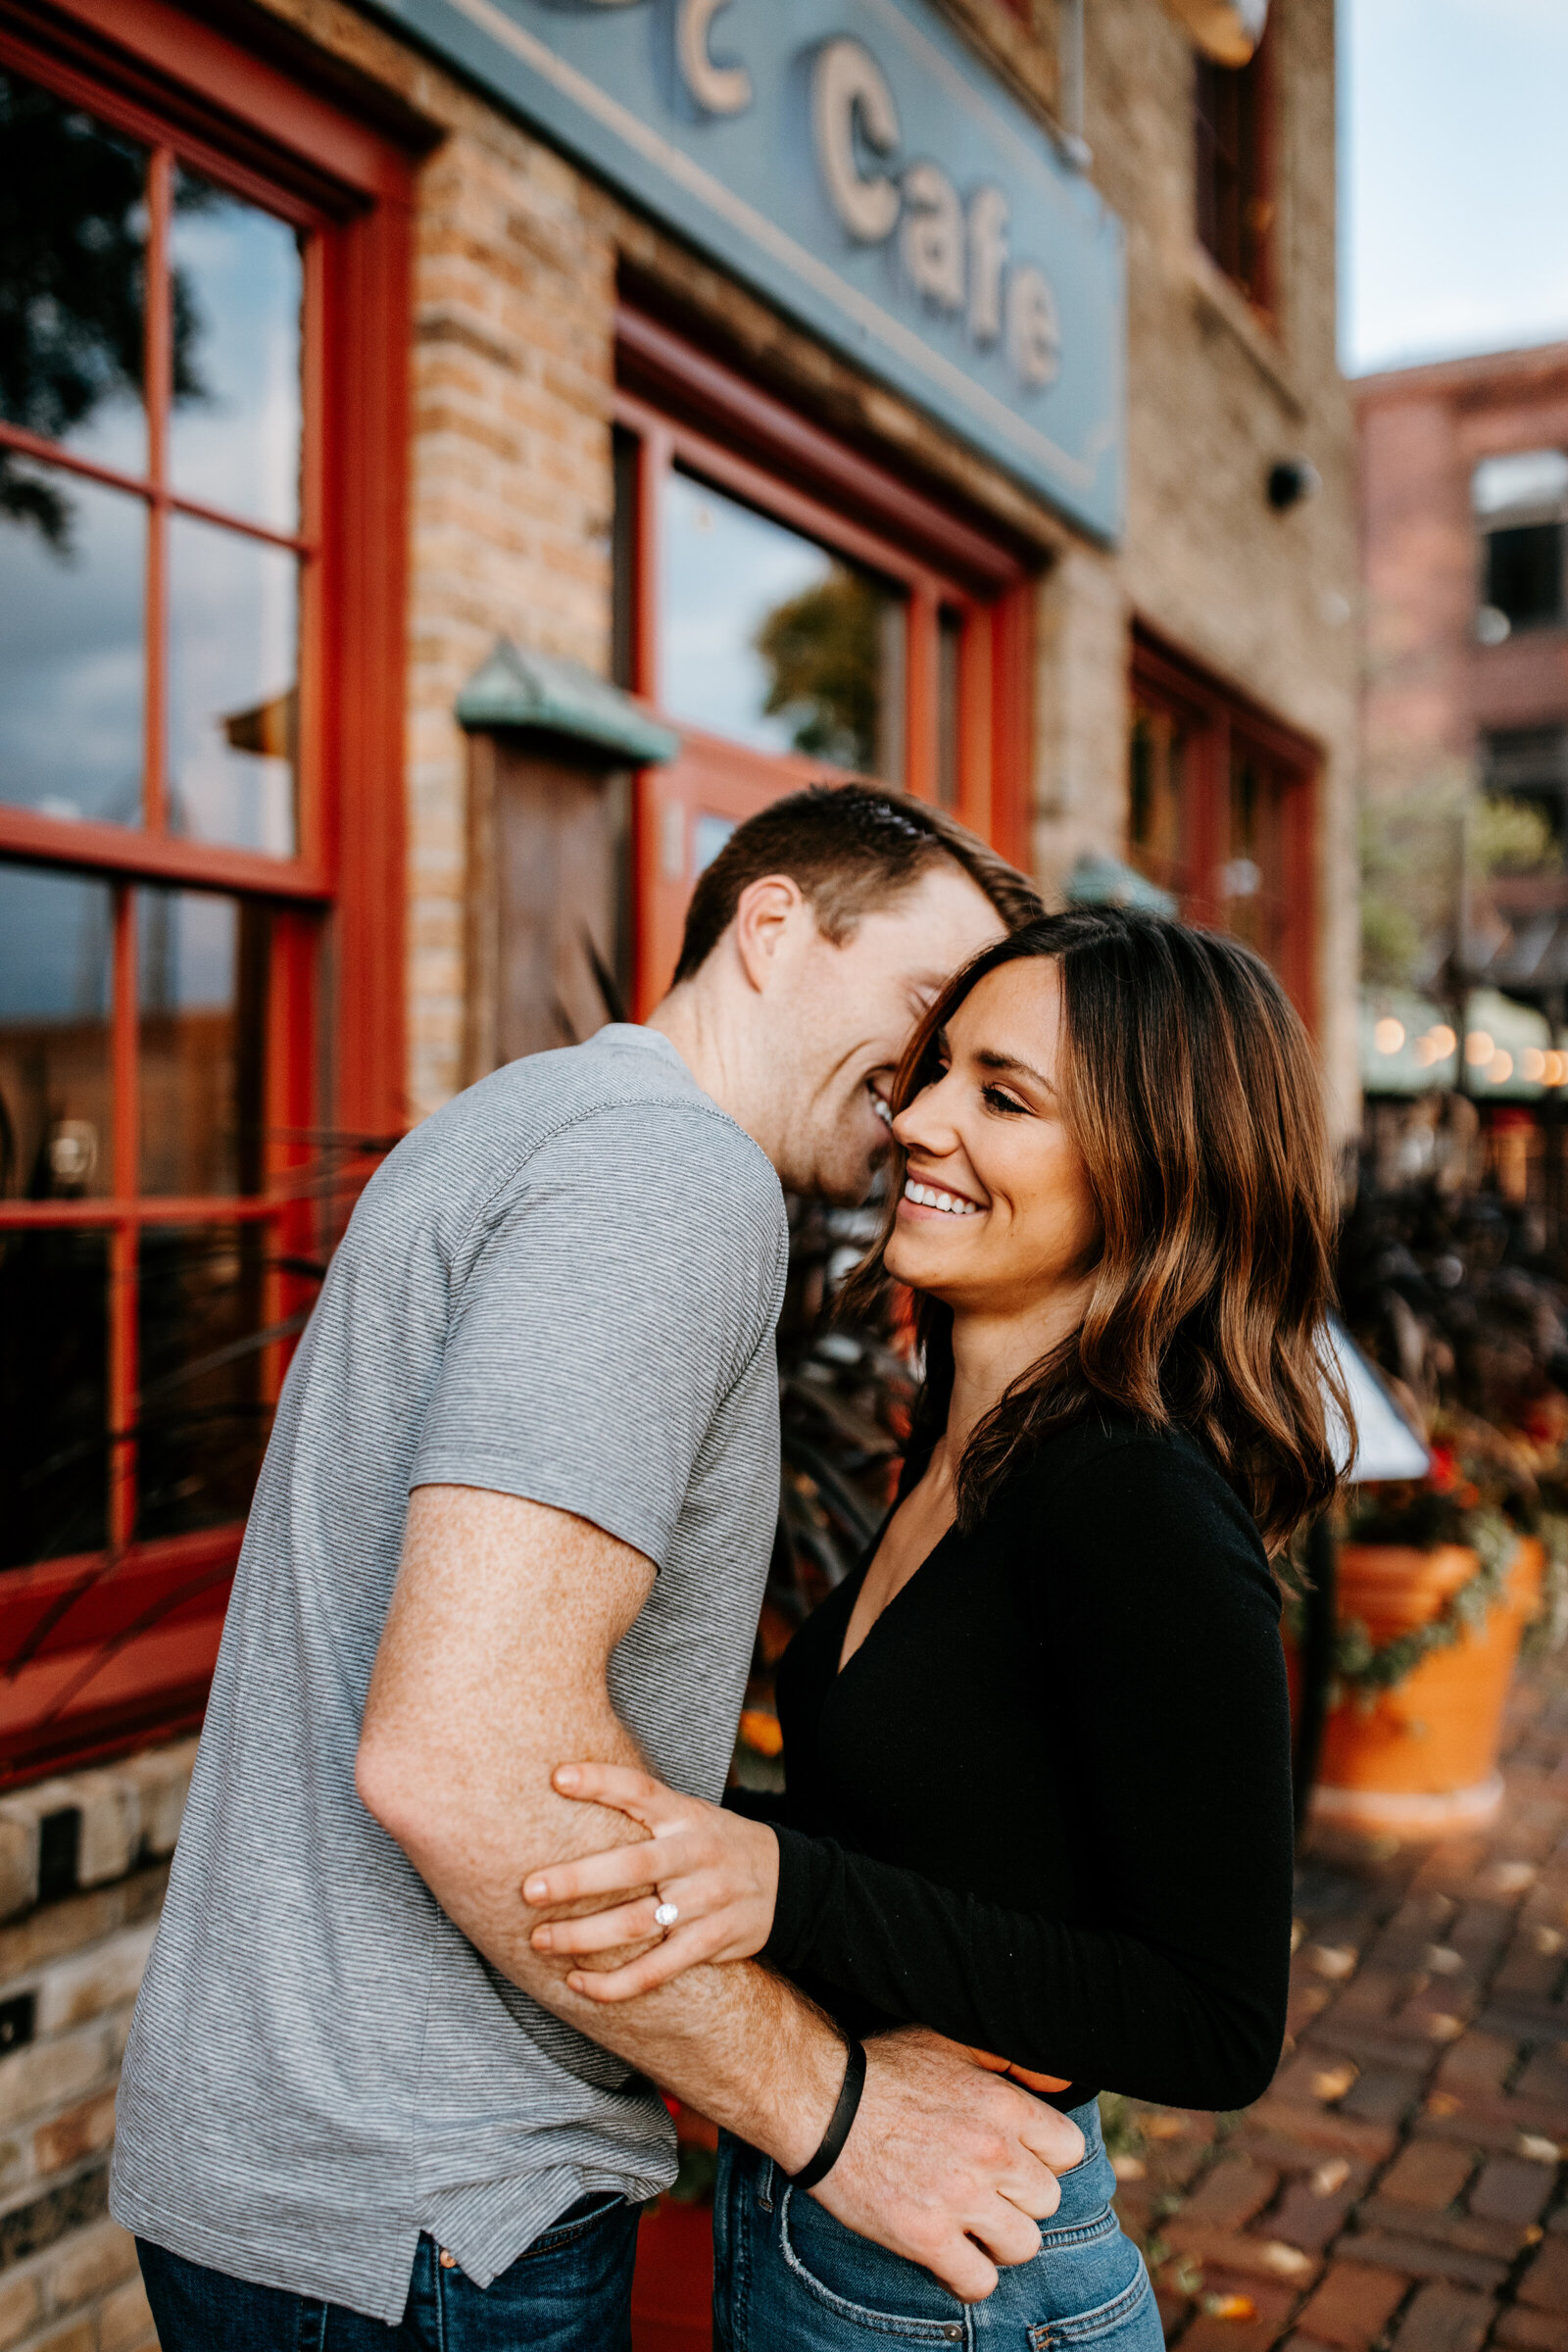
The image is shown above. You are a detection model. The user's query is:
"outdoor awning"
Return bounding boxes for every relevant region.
[456,639,680,766]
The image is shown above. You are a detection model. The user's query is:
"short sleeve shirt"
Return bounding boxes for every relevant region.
[111,1028,789,2323]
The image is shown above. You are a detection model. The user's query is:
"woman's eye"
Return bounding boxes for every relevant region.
[982,1084,1028,1116]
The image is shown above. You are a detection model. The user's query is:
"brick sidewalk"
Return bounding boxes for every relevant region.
[1108,1652,1568,2352]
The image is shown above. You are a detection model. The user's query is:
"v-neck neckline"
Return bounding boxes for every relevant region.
[835,1515,960,1681]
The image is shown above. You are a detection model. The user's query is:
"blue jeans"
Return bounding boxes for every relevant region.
[136,2194,641,2349]
[712,2098,1162,2351]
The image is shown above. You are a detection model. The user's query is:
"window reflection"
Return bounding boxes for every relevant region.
[137,1224,270,1542]
[169,169,304,533]
[138,889,269,1197]
[0,864,114,1200]
[0,71,147,481]
[0,1228,109,1566]
[168,516,298,854]
[0,466,145,823]
[661,471,905,778]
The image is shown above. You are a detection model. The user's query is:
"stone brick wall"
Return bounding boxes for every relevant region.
[1355,341,1568,804]
[0,1744,196,2352]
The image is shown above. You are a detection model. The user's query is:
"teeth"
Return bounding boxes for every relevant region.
[904,1178,980,1216]
[870,1094,893,1127]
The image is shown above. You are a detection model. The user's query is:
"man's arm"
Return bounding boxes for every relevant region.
[355,1486,1083,2302]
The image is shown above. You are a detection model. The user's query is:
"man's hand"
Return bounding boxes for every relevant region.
[817,2030,1084,2303]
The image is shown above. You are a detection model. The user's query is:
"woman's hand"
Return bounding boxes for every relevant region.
[522,1761,779,2001]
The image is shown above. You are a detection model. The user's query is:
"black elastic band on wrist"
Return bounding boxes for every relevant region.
[789,2036,867,2192]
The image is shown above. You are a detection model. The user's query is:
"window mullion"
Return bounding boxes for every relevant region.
[108,888,141,1551]
[143,147,173,840]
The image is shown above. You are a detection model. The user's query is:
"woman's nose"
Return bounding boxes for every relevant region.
[893,1079,958,1155]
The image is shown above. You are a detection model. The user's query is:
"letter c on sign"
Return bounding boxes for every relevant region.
[812,38,901,244]
[677,0,752,116]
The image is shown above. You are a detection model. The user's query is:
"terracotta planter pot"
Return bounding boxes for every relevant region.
[1307,1536,1544,1837]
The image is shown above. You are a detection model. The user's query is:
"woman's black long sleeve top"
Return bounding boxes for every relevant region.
[753,1412,1296,2116]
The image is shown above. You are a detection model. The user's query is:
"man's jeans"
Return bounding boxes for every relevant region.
[713,2099,1164,2352]
[137,2194,640,2350]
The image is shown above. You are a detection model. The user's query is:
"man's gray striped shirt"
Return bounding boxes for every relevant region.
[111,1026,789,2323]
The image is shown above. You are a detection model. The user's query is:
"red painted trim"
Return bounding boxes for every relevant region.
[616,304,1032,597]
[0,807,332,899]
[0,1199,284,1230]
[0,423,316,556]
[905,586,939,804]
[615,389,962,609]
[0,1528,239,1789]
[10,0,417,203]
[322,182,412,1138]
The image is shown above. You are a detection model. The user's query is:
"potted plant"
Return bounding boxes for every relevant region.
[1296,1421,1563,1836]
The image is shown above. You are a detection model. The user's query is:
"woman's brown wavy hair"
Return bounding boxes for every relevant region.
[847,906,1351,1550]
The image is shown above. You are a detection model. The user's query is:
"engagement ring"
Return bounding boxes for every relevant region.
[654,1901,679,1930]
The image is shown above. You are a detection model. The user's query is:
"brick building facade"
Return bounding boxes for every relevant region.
[0,1,1356,2342]
[1355,342,1568,1180]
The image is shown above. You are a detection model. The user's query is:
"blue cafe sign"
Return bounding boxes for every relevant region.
[370,0,1127,539]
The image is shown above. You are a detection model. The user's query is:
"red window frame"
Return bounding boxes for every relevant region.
[612,306,1036,1009]
[1130,623,1317,1027]
[0,0,412,1785]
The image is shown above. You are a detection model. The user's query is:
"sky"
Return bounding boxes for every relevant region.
[1342,0,1568,377]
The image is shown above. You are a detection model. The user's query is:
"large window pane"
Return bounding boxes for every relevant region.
[168,516,298,853]
[136,1224,270,1542]
[0,466,144,824]
[0,70,147,477]
[661,470,905,778]
[0,865,114,1200]
[168,169,303,533]
[0,1228,109,1567]
[139,889,269,1197]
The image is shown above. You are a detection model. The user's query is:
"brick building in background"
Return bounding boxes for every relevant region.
[0,1,1353,2342]
[1355,343,1568,1193]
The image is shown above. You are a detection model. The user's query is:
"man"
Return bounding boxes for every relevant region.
[113,785,1078,2348]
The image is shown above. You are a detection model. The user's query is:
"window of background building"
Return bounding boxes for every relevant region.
[610,308,1035,1008]
[1129,629,1314,1019]
[1194,31,1274,313]
[1483,725,1568,848]
[0,22,408,1784]
[1474,450,1568,642]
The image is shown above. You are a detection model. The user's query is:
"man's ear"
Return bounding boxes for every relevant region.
[730,874,808,996]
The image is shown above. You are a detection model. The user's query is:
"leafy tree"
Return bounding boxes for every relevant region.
[756,568,885,773]
[0,71,208,550]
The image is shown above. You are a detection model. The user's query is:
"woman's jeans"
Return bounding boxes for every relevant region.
[713,2097,1162,2351]
[136,2192,640,2350]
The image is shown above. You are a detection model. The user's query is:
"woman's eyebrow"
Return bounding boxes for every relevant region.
[975,1047,1054,1093]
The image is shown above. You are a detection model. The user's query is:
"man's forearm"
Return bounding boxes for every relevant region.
[364,1705,842,2169]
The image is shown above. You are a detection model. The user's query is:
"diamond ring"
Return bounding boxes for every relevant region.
[654,1901,679,1930]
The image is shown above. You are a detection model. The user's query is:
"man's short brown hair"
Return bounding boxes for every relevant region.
[671,784,1043,984]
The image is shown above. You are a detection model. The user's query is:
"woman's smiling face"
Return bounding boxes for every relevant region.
[883,957,1101,1319]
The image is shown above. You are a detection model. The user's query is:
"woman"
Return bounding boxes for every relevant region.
[522,908,1348,2350]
